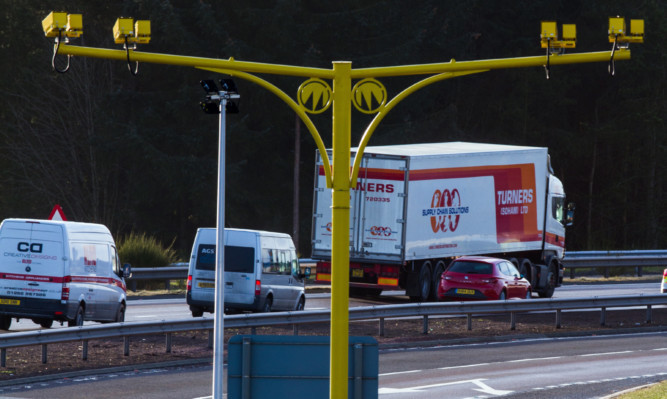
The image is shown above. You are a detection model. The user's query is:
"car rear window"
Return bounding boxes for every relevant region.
[195,244,255,273]
[448,261,493,275]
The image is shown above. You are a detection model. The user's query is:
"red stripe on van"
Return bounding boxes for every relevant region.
[0,273,125,290]
[0,273,64,283]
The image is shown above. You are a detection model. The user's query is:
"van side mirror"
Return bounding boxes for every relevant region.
[122,263,132,279]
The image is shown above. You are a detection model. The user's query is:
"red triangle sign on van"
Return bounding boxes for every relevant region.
[49,204,67,221]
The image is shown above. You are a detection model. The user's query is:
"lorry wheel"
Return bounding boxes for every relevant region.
[430,261,446,301]
[539,270,556,298]
[519,258,532,282]
[411,262,432,302]
[0,315,11,330]
[115,303,126,322]
[538,257,558,298]
[68,306,84,327]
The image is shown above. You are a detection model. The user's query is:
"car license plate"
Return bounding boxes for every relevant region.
[351,269,364,278]
[455,288,475,295]
[198,282,215,289]
[0,298,20,305]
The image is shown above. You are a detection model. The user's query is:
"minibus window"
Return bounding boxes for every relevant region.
[224,245,255,273]
[196,244,255,273]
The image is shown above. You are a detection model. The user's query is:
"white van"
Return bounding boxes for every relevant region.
[186,228,306,316]
[0,219,130,330]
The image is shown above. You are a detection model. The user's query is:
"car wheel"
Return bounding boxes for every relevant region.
[68,305,84,327]
[0,315,12,330]
[263,296,273,313]
[499,291,506,300]
[295,296,305,311]
[115,303,126,322]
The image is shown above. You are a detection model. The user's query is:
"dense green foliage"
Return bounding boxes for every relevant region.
[0,1,664,256]
[118,232,178,268]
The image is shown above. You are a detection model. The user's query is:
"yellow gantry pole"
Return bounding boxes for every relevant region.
[330,62,353,399]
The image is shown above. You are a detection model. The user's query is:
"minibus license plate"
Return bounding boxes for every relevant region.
[198,282,215,289]
[351,269,364,278]
[0,298,20,305]
[455,288,475,295]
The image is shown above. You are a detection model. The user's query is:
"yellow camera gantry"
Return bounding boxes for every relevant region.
[41,11,643,399]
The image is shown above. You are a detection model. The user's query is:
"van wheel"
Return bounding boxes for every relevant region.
[0,315,11,330]
[68,306,84,327]
[115,303,126,323]
[39,319,53,329]
[295,296,305,311]
[263,296,273,313]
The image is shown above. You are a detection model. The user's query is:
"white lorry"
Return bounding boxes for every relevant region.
[311,142,573,300]
[0,219,130,329]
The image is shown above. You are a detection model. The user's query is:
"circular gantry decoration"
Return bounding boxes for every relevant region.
[297,77,387,115]
[297,78,332,114]
[352,78,387,114]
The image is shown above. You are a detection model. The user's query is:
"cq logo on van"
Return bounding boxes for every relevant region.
[369,226,392,237]
[422,189,470,233]
[17,242,43,253]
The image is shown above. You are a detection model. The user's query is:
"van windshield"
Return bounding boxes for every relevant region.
[195,244,255,273]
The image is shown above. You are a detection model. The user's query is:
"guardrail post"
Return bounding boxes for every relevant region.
[646,305,652,324]
[422,315,428,334]
[379,318,385,337]
[570,268,575,279]
[1,348,6,367]
[208,330,214,349]
[166,333,172,353]
[555,309,562,329]
[510,312,516,330]
[293,324,299,336]
[637,266,643,277]
[82,340,88,360]
[41,344,47,364]
[600,307,606,326]
[124,336,130,356]
[467,314,472,331]
[354,343,363,399]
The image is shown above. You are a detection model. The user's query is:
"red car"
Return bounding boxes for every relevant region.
[437,256,532,301]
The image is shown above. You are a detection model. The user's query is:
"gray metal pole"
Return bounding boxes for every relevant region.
[212,97,227,398]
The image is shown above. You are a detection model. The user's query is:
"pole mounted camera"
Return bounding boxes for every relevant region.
[199,79,240,114]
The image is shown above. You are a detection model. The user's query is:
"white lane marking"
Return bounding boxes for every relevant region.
[379,378,513,396]
[380,369,422,377]
[580,351,633,357]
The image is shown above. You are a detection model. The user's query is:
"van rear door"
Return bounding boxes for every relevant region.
[224,231,258,308]
[0,221,65,304]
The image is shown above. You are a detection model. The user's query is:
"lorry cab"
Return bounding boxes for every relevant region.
[0,219,129,330]
[186,228,305,317]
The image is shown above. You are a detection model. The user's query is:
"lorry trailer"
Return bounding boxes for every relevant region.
[311,142,573,301]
